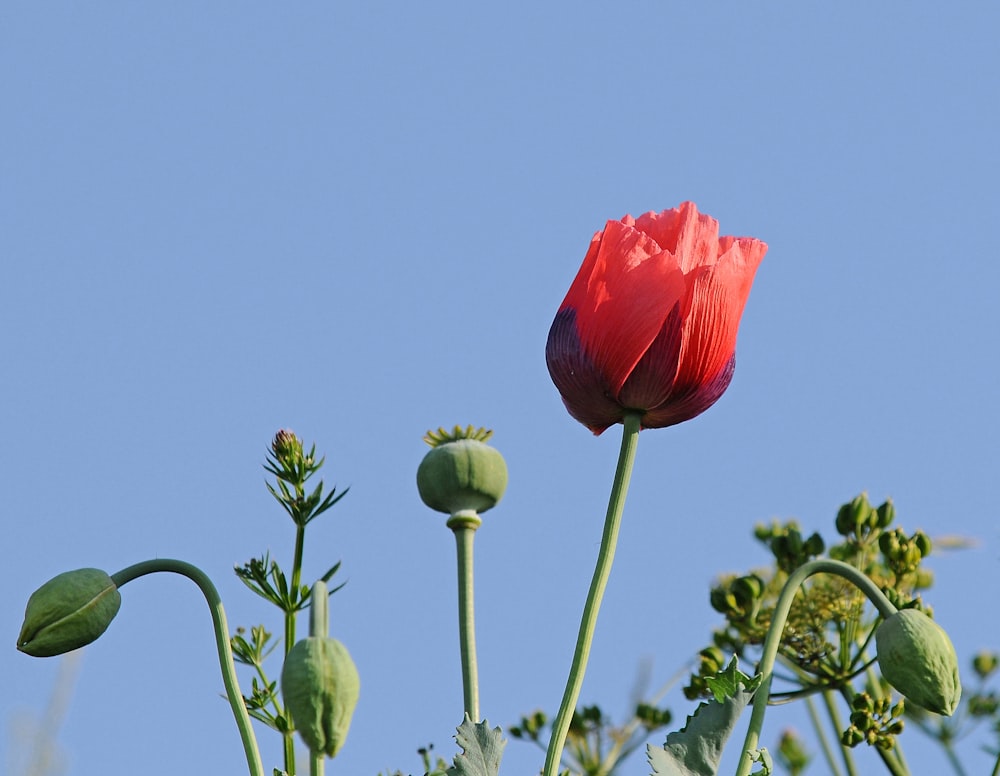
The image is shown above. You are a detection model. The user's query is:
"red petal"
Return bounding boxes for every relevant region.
[673,235,767,393]
[559,219,687,394]
[634,202,721,273]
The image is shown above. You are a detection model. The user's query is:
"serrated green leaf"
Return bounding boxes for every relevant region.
[647,689,752,776]
[446,715,506,776]
[704,656,760,703]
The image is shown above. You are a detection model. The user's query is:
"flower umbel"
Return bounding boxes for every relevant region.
[545,202,767,434]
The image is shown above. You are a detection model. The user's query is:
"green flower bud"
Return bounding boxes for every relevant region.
[17,568,121,657]
[876,609,961,715]
[417,437,508,517]
[281,636,360,757]
[972,650,998,679]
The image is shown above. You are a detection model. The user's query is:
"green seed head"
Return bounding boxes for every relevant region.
[416,435,508,517]
[17,568,121,657]
[876,609,961,715]
[281,636,360,757]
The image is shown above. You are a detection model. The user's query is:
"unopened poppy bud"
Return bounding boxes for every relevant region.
[417,429,508,518]
[17,568,121,657]
[876,609,961,715]
[281,636,360,757]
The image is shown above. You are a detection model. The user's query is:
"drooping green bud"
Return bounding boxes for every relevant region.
[17,568,121,657]
[876,609,961,715]
[281,636,360,757]
[417,427,508,518]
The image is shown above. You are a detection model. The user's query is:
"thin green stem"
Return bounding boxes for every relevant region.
[309,580,328,776]
[288,522,307,654]
[284,520,307,776]
[990,748,1000,776]
[542,412,641,776]
[822,690,858,776]
[448,514,483,722]
[734,559,897,776]
[941,740,967,776]
[805,694,845,776]
[110,559,265,776]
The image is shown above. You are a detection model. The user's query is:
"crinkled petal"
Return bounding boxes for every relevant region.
[545,308,624,434]
[674,236,766,391]
[641,353,736,428]
[616,300,686,413]
[559,219,687,394]
[634,202,721,273]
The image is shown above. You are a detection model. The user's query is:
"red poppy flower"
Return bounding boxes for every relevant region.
[545,202,767,434]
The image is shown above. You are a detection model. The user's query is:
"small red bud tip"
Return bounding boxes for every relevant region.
[545,202,766,434]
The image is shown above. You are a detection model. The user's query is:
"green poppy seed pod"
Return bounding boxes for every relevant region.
[281,636,360,757]
[876,609,961,715]
[17,568,121,657]
[416,438,508,517]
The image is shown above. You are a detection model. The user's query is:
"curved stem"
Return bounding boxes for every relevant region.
[734,559,897,776]
[542,412,641,776]
[110,559,264,776]
[448,512,483,722]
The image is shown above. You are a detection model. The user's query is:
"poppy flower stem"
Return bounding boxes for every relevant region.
[448,512,484,722]
[734,559,897,776]
[110,558,265,776]
[542,412,642,776]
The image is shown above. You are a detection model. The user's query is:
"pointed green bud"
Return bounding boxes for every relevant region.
[17,568,121,657]
[281,636,360,757]
[417,436,508,517]
[876,609,961,715]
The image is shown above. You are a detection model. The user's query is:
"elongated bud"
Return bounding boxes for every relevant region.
[17,568,121,657]
[281,636,360,757]
[417,428,507,518]
[876,609,961,715]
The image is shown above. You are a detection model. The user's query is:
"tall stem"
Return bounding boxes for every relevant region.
[284,521,307,776]
[734,559,897,776]
[448,513,483,722]
[542,412,641,776]
[821,690,857,776]
[308,581,329,776]
[805,694,845,776]
[111,559,264,776]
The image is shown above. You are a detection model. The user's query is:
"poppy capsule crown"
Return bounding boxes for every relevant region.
[546,202,767,434]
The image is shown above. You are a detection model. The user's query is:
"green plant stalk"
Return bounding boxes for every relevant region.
[991,748,1000,776]
[734,559,898,776]
[542,411,641,776]
[805,693,845,776]
[447,514,483,722]
[284,519,307,775]
[309,580,329,776]
[821,689,857,776]
[110,559,265,776]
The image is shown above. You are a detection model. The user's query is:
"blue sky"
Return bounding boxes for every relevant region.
[3,3,998,775]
